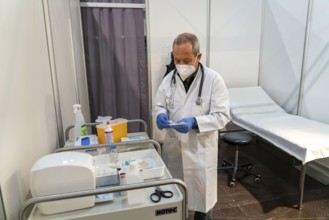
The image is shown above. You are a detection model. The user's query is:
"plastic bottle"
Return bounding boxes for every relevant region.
[126,161,145,205]
[98,121,113,155]
[104,121,113,144]
[118,170,127,196]
[73,104,87,143]
[109,146,119,167]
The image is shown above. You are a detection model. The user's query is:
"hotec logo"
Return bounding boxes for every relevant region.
[155,207,177,216]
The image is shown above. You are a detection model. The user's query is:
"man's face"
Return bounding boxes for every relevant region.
[173,42,199,69]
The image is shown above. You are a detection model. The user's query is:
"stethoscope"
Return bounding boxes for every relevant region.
[168,63,205,109]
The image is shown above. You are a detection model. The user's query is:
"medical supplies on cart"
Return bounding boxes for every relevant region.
[96,117,128,144]
[29,148,166,215]
[71,105,129,147]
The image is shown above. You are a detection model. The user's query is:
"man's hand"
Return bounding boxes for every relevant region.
[156,113,170,129]
[171,117,196,133]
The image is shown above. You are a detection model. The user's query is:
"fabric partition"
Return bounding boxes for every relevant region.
[80,0,149,133]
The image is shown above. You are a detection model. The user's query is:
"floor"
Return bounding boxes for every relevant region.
[188,134,329,220]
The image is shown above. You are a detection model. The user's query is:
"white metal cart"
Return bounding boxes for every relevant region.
[20,120,188,220]
[20,173,187,220]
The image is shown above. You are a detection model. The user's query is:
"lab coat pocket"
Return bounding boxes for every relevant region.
[194,96,211,115]
[167,128,178,139]
[195,131,210,137]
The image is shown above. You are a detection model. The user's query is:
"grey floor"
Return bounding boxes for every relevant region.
[188,134,329,220]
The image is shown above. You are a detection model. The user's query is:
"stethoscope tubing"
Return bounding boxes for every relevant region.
[170,63,205,106]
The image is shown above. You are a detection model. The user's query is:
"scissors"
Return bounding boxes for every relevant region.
[150,187,174,203]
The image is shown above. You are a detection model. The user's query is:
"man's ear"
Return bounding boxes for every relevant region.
[197,53,202,62]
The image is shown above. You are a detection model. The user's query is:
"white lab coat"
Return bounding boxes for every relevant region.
[153,65,230,212]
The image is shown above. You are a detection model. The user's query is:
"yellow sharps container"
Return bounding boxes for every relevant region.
[110,118,128,142]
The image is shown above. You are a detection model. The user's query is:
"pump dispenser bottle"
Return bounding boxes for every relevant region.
[73,104,87,144]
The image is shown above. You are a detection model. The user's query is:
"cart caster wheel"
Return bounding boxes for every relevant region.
[229,181,235,187]
[247,165,252,170]
[254,177,261,183]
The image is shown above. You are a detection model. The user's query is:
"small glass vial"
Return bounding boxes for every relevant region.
[109,146,119,167]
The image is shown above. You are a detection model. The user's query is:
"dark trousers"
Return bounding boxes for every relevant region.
[194,210,213,220]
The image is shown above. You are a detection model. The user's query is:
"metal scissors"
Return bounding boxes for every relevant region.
[150,187,173,203]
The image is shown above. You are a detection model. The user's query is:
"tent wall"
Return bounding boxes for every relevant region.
[299,0,329,169]
[148,0,329,127]
[0,0,86,219]
[259,0,309,114]
[209,0,262,88]
[0,1,59,219]
[47,0,90,141]
[300,0,329,124]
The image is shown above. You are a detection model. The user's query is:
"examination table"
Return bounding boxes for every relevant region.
[228,86,329,210]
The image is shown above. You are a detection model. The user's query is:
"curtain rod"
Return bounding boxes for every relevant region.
[80,2,146,9]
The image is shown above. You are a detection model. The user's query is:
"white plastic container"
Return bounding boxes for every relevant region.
[29,152,96,215]
[126,161,145,205]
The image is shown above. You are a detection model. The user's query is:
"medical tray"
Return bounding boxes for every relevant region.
[118,149,165,179]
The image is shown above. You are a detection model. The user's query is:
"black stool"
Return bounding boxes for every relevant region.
[219,132,261,187]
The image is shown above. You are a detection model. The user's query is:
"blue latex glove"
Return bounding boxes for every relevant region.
[156,113,170,129]
[171,117,196,133]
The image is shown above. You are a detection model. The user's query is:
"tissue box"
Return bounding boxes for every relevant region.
[29,152,96,215]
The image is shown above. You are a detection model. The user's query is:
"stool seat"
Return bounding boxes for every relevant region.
[222,132,252,146]
[219,132,261,187]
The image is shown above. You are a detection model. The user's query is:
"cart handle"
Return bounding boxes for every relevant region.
[65,119,148,141]
[56,139,162,156]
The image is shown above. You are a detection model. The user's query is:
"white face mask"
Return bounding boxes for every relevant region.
[175,56,198,81]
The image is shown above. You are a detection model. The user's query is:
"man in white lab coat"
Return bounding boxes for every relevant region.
[153,32,230,220]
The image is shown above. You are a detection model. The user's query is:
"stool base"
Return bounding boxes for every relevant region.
[219,160,261,187]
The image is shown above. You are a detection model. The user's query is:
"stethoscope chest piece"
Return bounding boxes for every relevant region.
[167,98,174,109]
[196,97,202,106]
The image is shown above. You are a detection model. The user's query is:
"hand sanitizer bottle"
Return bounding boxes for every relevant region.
[73,104,87,145]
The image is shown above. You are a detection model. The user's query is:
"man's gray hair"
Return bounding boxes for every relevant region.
[173,32,200,56]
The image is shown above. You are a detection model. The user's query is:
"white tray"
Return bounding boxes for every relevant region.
[118,149,165,179]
